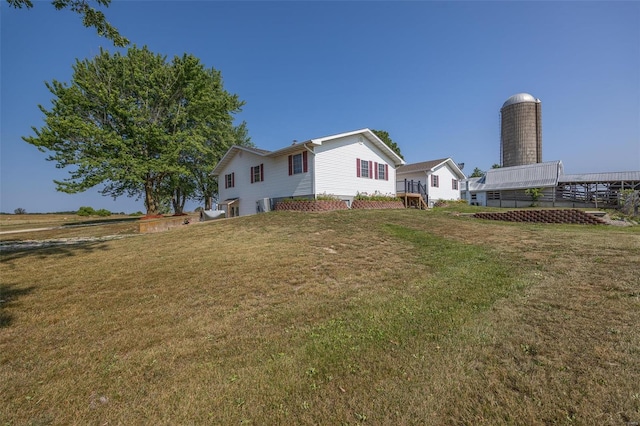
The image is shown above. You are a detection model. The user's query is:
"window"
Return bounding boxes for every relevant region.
[356,158,373,179]
[377,163,388,181]
[251,164,264,183]
[452,179,458,190]
[225,172,235,189]
[288,151,308,175]
[431,175,439,187]
[361,160,369,178]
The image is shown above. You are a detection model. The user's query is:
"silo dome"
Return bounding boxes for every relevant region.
[501,93,540,109]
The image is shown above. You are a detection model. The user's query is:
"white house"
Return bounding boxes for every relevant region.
[212,129,406,217]
[396,158,466,206]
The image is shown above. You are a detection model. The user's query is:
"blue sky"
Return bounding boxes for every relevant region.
[1,1,639,213]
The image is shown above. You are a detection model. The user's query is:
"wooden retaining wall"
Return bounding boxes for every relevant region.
[473,209,606,225]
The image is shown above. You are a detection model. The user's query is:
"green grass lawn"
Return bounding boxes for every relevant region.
[1,209,638,425]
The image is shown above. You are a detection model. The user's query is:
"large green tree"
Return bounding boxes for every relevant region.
[469,167,484,178]
[371,129,403,160]
[190,122,251,211]
[6,0,129,46]
[165,121,251,214]
[24,46,246,215]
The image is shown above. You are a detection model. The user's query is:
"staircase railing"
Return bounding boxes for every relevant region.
[397,179,429,207]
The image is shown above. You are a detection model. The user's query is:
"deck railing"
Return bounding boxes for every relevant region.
[397,179,429,207]
[397,179,428,198]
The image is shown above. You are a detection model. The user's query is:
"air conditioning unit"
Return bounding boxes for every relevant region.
[256,198,271,213]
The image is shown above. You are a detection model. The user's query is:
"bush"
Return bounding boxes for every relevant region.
[14,208,26,214]
[354,191,400,201]
[316,193,340,201]
[279,197,314,203]
[77,206,96,216]
[433,199,468,208]
[95,209,111,217]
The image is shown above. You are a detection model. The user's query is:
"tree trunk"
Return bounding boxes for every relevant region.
[204,196,212,211]
[145,179,159,216]
[172,187,187,215]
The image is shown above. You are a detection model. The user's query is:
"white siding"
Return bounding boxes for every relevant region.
[314,135,397,197]
[396,172,428,193]
[427,164,461,201]
[217,148,314,216]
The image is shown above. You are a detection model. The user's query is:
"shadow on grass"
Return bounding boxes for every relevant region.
[0,283,36,328]
[62,216,141,227]
[0,241,113,264]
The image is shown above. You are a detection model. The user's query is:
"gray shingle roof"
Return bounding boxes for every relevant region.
[396,158,450,174]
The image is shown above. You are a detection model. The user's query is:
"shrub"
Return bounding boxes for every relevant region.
[433,199,468,208]
[95,209,111,217]
[354,191,401,201]
[525,188,544,207]
[77,206,96,216]
[316,193,340,201]
[279,197,313,203]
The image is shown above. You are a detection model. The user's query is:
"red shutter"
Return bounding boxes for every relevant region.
[232,172,235,187]
[385,164,389,181]
[260,163,264,182]
[251,167,254,184]
[356,158,361,177]
[224,175,228,189]
[288,155,293,176]
[369,161,373,179]
[374,162,378,179]
[302,151,308,173]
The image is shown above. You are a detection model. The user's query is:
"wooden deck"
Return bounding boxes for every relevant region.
[398,192,428,210]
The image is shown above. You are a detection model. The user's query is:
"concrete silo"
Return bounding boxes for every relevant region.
[500,93,542,167]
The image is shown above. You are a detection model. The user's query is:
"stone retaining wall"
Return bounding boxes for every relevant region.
[275,200,405,212]
[473,209,606,225]
[275,200,348,212]
[351,200,405,210]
